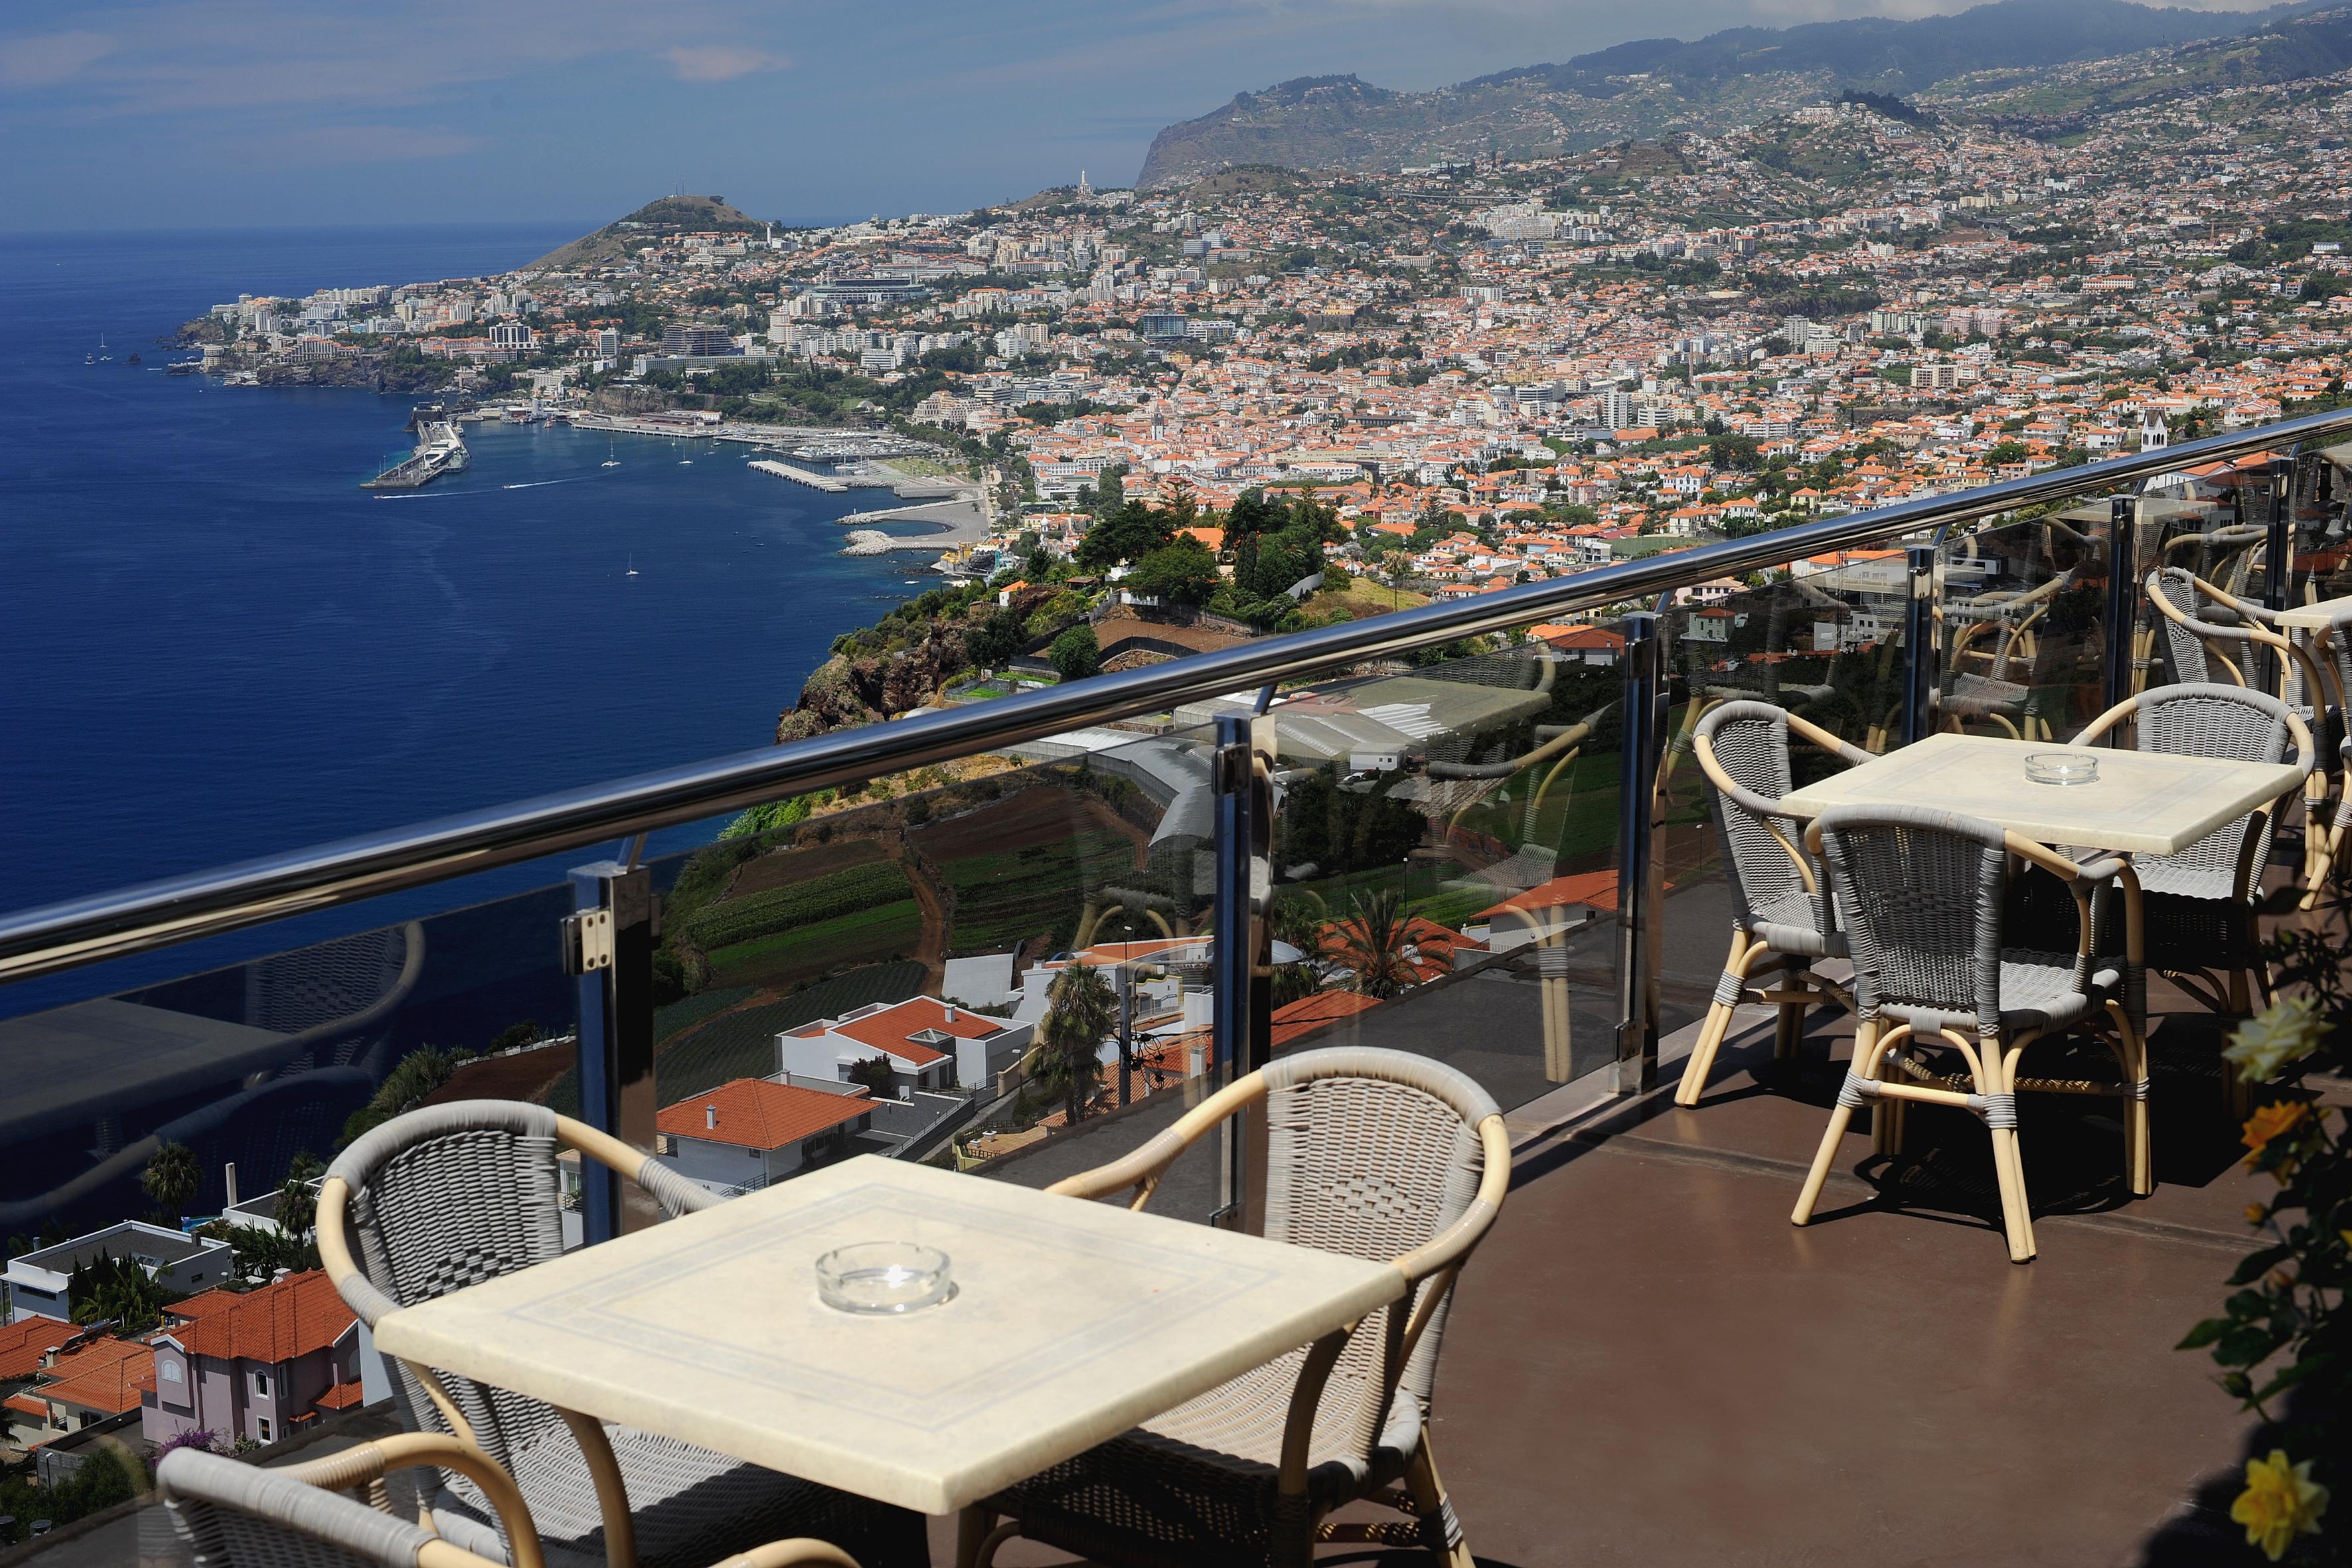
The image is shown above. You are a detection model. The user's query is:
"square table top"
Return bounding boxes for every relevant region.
[370,1155,1404,1515]
[1779,732,2305,854]
[2273,593,2352,632]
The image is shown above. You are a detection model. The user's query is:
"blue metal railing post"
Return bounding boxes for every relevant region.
[1613,613,1664,1095]
[2102,495,2137,725]
[2266,455,2294,613]
[1210,714,1258,1226]
[1902,545,1936,746]
[566,860,656,1244]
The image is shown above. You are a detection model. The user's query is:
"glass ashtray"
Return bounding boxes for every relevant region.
[2023,752,2100,787]
[815,1242,953,1315]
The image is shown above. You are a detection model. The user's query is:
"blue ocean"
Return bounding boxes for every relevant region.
[0,225,931,1014]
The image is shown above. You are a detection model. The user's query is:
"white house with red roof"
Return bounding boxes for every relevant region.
[773,995,1034,1096]
[142,1269,363,1449]
[655,1078,879,1195]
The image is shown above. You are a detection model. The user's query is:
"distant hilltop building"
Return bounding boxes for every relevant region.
[1077,169,1092,197]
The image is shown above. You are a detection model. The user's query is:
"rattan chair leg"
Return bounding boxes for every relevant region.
[1401,1431,1474,1568]
[1991,1037,2035,1263]
[1675,929,1760,1107]
[959,1516,1018,1568]
[1772,956,1808,1061]
[1794,1020,1879,1225]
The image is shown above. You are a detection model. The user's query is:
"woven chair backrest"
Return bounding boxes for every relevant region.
[1814,807,2009,1035]
[160,1449,444,1568]
[1694,702,1803,929]
[244,927,410,1036]
[2134,682,2295,891]
[325,1104,572,1494]
[2148,568,2213,685]
[1259,1048,1496,1454]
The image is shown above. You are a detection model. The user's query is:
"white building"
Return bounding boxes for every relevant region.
[5,1223,234,1324]
[773,996,1032,1097]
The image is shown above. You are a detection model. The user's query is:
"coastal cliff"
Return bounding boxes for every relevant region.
[773,581,1063,742]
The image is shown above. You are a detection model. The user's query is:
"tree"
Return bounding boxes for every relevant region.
[1073,501,1174,569]
[1048,625,1101,682]
[141,1141,199,1225]
[275,1152,323,1243]
[1034,963,1115,1125]
[1984,440,2029,467]
[1128,536,1219,609]
[1324,888,1453,1000]
[68,1253,169,1334]
[846,1055,898,1099]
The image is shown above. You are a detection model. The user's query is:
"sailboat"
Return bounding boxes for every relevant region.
[601,435,621,469]
[626,554,640,577]
[98,334,110,362]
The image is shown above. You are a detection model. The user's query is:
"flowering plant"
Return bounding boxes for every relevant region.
[2179,933,2349,1562]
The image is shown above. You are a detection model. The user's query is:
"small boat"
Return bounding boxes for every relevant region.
[678,459,693,465]
[85,353,94,365]
[601,435,621,469]
[626,554,640,577]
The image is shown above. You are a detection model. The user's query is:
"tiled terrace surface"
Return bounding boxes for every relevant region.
[959,959,2295,1566]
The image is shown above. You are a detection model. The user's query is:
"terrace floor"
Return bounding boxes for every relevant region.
[963,965,2296,1567]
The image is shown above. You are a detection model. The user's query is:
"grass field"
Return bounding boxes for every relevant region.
[706,899,924,991]
[655,961,929,1104]
[937,826,1137,953]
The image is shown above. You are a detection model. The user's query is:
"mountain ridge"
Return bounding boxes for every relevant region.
[1135,0,2329,187]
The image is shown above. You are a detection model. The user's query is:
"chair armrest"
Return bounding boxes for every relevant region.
[283,1434,546,1568]
[1044,1073,1269,1208]
[707,1544,860,1568]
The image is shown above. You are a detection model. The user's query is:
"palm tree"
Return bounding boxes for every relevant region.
[1324,888,1452,1000]
[275,1152,323,1244]
[1034,963,1116,1126]
[141,1141,200,1225]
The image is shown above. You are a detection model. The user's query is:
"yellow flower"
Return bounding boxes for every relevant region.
[2232,1450,2328,1561]
[2242,1103,2311,1165]
[2225,996,2327,1083]
[2246,1204,2270,1225]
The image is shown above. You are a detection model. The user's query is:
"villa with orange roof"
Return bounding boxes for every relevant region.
[773,994,1034,1095]
[143,1269,364,1449]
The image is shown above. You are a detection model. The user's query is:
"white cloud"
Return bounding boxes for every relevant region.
[663,44,789,82]
[0,30,118,89]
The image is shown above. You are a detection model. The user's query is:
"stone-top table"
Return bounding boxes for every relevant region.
[1780,732,2304,855]
[371,1155,1402,1515]
[2272,593,2352,633]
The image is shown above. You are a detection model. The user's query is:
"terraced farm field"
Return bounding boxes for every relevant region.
[705,898,923,991]
[913,784,1146,955]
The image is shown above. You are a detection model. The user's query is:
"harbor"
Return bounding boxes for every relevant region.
[362,419,469,489]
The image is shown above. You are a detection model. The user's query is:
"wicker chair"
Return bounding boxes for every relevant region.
[2145,567,2339,903]
[157,1441,858,1568]
[1674,701,1863,1108]
[961,1047,1511,1568]
[1791,807,2142,1263]
[2067,687,2314,1119]
[318,1102,927,1568]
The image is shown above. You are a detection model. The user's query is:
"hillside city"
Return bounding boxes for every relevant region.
[189,64,2351,615]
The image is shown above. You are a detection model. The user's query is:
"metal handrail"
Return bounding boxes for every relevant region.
[3,408,2347,986]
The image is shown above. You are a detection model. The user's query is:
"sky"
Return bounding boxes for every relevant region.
[0,0,2278,233]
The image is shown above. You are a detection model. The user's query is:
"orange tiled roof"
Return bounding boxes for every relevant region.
[1271,990,1381,1047]
[658,1077,874,1150]
[34,1338,153,1415]
[0,1317,84,1383]
[830,996,1003,1067]
[159,1270,356,1366]
[313,1377,366,1411]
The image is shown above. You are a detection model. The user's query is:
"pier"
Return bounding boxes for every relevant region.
[747,459,847,493]
[832,498,990,555]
